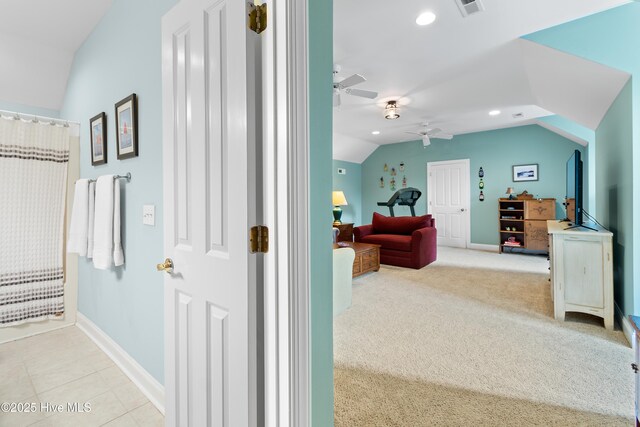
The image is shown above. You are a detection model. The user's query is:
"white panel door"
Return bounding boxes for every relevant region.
[427,160,469,248]
[162,0,257,426]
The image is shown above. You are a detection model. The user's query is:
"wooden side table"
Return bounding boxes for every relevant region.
[334,222,354,242]
[334,241,380,277]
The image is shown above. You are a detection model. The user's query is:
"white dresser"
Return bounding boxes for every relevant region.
[547,220,614,330]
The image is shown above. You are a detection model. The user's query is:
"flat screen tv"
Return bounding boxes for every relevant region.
[566,149,583,225]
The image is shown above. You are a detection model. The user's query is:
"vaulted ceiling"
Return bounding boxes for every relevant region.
[333,0,631,163]
[0,0,113,111]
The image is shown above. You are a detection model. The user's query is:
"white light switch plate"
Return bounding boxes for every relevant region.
[143,205,155,226]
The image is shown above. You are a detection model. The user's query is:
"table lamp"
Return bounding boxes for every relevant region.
[332,191,348,225]
[506,187,515,200]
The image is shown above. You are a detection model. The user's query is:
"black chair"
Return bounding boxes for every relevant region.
[377,187,422,217]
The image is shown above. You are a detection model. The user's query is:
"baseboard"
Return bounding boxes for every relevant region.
[615,303,634,348]
[468,243,499,252]
[76,312,165,414]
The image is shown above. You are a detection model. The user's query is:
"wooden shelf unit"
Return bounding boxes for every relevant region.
[499,198,556,253]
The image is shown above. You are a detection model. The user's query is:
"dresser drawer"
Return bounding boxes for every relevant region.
[525,199,556,220]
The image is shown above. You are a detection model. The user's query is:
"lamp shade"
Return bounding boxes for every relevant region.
[332,191,348,206]
[506,187,514,195]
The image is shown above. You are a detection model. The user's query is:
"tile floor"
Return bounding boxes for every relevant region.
[0,325,164,426]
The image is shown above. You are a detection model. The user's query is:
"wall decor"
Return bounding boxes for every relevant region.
[383,163,388,172]
[380,177,384,188]
[402,176,407,188]
[390,177,396,191]
[391,167,396,176]
[479,178,484,189]
[399,161,405,172]
[512,163,538,182]
[90,112,107,165]
[479,190,485,201]
[478,167,484,178]
[115,93,139,160]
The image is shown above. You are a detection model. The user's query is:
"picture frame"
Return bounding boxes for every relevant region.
[512,164,539,182]
[90,112,107,166]
[115,93,138,160]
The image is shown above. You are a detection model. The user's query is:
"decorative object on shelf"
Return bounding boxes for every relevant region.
[478,167,484,178]
[115,93,139,160]
[479,190,484,201]
[402,176,407,188]
[384,100,400,119]
[380,177,384,188]
[390,177,396,191]
[332,191,348,225]
[399,161,405,172]
[517,190,534,200]
[384,163,388,172]
[90,112,107,166]
[479,179,484,189]
[512,163,538,182]
[506,187,515,200]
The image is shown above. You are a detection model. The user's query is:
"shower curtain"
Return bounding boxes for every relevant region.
[0,116,70,326]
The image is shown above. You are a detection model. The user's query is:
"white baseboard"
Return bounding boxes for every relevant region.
[615,303,634,348]
[76,312,165,414]
[468,243,499,252]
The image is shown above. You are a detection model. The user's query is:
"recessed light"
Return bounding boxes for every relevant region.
[416,11,436,26]
[489,110,501,116]
[372,131,380,135]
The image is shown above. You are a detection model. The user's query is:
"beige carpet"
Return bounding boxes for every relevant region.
[334,247,634,426]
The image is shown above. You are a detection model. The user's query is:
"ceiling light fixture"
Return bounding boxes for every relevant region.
[372,131,380,135]
[416,11,436,26]
[489,110,501,116]
[385,101,400,120]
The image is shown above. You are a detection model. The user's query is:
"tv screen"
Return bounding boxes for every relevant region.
[566,150,583,225]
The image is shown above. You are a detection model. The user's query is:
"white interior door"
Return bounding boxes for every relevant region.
[427,160,470,248]
[162,0,258,425]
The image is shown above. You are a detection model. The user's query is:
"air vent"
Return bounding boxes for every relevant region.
[512,113,524,119]
[455,0,485,17]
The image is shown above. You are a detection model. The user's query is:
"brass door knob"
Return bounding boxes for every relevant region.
[157,258,174,273]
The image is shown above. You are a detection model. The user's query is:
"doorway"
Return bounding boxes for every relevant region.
[426,159,470,248]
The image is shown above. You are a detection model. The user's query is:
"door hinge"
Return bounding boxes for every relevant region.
[248,3,267,34]
[250,225,269,253]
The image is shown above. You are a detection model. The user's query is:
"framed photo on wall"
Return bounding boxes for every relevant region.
[90,112,107,165]
[512,164,539,182]
[115,93,138,160]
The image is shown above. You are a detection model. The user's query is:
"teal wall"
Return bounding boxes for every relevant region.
[361,125,585,245]
[309,0,334,425]
[333,160,362,226]
[595,80,634,315]
[525,2,640,315]
[59,0,177,383]
[0,100,59,118]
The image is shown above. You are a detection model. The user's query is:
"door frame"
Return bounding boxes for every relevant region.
[426,159,471,249]
[264,1,310,426]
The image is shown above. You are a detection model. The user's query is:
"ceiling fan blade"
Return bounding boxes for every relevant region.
[345,88,378,99]
[333,92,341,107]
[426,127,442,135]
[432,133,454,140]
[404,131,424,136]
[338,74,366,89]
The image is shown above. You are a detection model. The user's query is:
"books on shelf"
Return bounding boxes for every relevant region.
[503,241,522,247]
[501,215,516,219]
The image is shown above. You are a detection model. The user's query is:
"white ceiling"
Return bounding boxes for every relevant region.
[0,0,113,111]
[333,0,630,161]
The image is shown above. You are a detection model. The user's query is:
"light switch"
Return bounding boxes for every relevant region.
[143,205,155,226]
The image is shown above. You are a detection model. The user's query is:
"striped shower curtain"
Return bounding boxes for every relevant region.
[0,116,70,326]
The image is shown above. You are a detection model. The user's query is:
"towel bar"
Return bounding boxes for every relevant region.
[84,173,131,183]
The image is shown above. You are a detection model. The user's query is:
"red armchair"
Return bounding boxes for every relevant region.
[354,213,437,269]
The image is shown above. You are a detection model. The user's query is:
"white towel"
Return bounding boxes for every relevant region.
[113,179,124,266]
[87,181,95,258]
[93,175,124,269]
[67,179,89,256]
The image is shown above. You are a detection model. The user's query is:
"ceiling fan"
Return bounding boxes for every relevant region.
[405,123,454,147]
[333,65,378,107]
